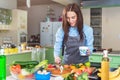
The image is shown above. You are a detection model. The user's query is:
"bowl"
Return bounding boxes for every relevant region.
[10,65,34,80]
[34,71,51,80]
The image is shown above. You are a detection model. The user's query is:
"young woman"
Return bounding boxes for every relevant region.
[54,3,94,64]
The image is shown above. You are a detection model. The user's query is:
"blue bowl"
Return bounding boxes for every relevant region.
[34,71,51,80]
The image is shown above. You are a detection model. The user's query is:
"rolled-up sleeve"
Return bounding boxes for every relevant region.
[84,25,94,54]
[54,27,64,57]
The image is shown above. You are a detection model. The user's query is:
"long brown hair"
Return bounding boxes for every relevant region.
[62,3,84,42]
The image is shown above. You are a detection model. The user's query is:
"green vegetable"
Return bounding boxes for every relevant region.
[64,73,74,80]
[12,61,39,68]
[77,72,89,80]
[35,60,48,69]
[13,61,39,65]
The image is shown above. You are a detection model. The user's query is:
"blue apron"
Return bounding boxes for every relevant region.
[63,35,88,64]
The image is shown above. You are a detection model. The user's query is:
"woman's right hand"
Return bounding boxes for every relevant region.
[54,56,61,64]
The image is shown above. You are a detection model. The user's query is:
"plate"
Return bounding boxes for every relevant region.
[51,74,61,77]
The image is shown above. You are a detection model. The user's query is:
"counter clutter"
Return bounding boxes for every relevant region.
[8,60,97,80]
[7,75,63,80]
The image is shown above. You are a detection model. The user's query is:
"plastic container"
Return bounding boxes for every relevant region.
[31,48,46,62]
[0,55,6,80]
[34,72,51,80]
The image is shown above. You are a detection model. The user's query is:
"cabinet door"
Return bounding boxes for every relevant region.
[40,22,53,47]
[102,7,120,50]
[81,8,90,26]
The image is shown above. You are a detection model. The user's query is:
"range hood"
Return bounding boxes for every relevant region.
[52,0,80,6]
[52,0,120,8]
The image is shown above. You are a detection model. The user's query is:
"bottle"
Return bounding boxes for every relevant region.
[101,50,109,80]
[0,55,6,80]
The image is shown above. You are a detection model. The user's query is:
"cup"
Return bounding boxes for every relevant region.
[79,46,88,56]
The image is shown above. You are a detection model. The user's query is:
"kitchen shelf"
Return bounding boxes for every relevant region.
[90,8,102,50]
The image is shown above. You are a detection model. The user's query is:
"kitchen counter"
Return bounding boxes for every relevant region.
[7,75,63,80]
[5,47,55,76]
[6,51,32,76]
[89,51,120,68]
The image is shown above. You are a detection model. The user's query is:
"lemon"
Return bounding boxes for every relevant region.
[84,62,91,67]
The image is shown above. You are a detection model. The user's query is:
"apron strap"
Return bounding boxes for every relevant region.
[62,37,65,56]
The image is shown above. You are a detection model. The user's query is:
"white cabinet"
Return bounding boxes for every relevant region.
[0,9,27,45]
[102,7,120,51]
[40,22,62,47]
[81,8,90,26]
[81,7,120,51]
[12,9,28,45]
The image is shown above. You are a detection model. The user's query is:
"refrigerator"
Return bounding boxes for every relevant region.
[40,22,62,47]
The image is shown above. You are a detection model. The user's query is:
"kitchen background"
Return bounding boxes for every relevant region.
[0,0,120,51]
[0,0,120,77]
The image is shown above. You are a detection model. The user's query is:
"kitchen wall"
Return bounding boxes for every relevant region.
[0,0,17,9]
[18,4,64,40]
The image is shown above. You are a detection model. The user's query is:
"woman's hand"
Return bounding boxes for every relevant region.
[54,56,61,64]
[87,49,91,56]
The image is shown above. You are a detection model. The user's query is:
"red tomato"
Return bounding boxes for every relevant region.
[48,64,54,68]
[83,67,92,75]
[15,64,21,73]
[10,64,21,74]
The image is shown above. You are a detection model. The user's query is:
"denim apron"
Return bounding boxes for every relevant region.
[63,35,88,64]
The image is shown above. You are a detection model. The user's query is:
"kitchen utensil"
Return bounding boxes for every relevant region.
[55,63,63,74]
[60,65,63,73]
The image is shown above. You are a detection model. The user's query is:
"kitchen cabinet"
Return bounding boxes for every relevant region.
[0,9,27,46]
[102,7,120,51]
[90,8,102,50]
[82,8,102,50]
[89,51,120,68]
[83,7,120,51]
[11,9,28,45]
[81,8,90,26]
[40,22,62,47]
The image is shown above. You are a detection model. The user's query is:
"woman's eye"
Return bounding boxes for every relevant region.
[71,16,75,19]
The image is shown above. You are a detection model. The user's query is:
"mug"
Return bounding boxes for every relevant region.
[79,46,88,56]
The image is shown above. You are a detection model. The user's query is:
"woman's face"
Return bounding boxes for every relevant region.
[66,11,77,27]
